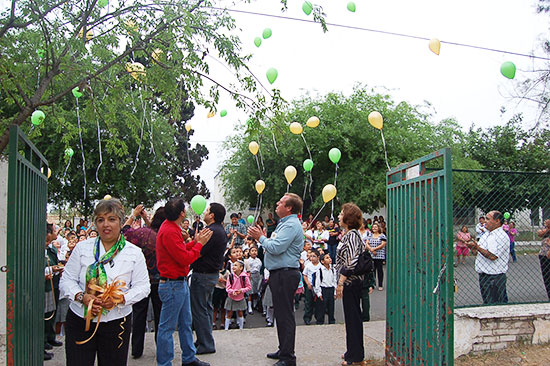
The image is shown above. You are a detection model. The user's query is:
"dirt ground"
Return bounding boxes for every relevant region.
[367,343,550,366]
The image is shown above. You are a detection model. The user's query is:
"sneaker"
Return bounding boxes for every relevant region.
[266,322,274,327]
[248,309,253,315]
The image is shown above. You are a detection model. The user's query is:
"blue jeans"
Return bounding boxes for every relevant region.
[190,272,219,353]
[157,280,196,366]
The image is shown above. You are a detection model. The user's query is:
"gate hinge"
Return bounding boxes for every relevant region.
[0,265,8,272]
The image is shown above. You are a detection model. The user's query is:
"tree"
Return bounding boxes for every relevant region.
[221,85,479,215]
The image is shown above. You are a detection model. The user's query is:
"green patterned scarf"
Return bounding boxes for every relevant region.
[84,234,126,314]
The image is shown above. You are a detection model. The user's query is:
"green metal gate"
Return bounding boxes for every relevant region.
[385,148,454,365]
[6,125,48,366]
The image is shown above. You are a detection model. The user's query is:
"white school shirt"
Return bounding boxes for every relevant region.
[59,237,150,322]
[246,257,262,274]
[475,226,510,275]
[313,264,338,297]
[303,262,322,286]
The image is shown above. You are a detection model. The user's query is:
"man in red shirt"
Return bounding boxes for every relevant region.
[156,198,212,366]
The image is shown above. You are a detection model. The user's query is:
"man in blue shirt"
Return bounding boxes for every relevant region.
[248,193,303,366]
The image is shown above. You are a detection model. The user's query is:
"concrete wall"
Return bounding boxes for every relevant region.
[0,157,8,365]
[454,303,550,357]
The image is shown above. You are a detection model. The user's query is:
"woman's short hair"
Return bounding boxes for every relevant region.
[341,203,363,230]
[94,198,125,225]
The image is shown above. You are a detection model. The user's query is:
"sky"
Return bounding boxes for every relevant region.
[188,0,550,192]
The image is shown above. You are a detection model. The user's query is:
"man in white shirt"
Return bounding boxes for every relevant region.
[467,211,510,304]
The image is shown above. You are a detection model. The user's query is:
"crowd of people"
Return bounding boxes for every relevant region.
[43,195,392,366]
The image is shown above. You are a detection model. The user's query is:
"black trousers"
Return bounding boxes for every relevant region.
[478,272,508,305]
[269,268,300,363]
[65,309,132,366]
[303,287,324,324]
[131,283,161,357]
[321,287,335,324]
[540,255,550,300]
[342,279,364,363]
[373,259,384,287]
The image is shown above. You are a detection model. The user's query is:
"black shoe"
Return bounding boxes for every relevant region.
[49,340,63,347]
[182,358,210,366]
[132,353,142,359]
[44,343,53,350]
[44,351,53,361]
[274,360,296,366]
[196,349,216,355]
[304,320,311,325]
[267,351,280,359]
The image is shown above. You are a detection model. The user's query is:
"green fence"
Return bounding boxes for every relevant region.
[452,169,550,307]
[386,148,454,365]
[7,125,49,365]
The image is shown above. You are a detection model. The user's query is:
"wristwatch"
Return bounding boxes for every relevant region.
[76,292,84,303]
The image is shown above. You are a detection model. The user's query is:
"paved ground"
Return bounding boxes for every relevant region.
[46,321,386,365]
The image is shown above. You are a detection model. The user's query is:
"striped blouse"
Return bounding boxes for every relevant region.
[335,229,365,284]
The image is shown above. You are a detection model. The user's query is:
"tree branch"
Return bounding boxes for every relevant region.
[0,0,69,39]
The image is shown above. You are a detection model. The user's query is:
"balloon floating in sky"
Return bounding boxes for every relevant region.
[322,184,337,203]
[65,147,74,157]
[191,195,207,215]
[255,180,266,194]
[72,86,83,98]
[126,62,146,81]
[284,165,297,184]
[504,212,511,220]
[207,110,215,118]
[247,215,254,224]
[98,0,108,7]
[302,1,313,15]
[185,123,191,132]
[306,116,320,128]
[500,61,516,79]
[266,68,278,84]
[220,110,227,117]
[347,2,356,12]
[262,28,272,39]
[31,110,45,126]
[368,111,383,130]
[289,122,303,135]
[328,148,341,164]
[248,141,259,155]
[104,194,112,200]
[36,48,45,58]
[429,38,441,55]
[254,37,262,47]
[303,159,314,172]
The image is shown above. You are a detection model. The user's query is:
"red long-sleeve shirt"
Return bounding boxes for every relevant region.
[156,220,203,279]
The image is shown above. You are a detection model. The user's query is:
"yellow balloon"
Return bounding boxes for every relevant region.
[306,116,320,128]
[248,141,259,155]
[152,48,163,61]
[284,165,297,184]
[78,28,93,41]
[368,111,383,130]
[125,62,146,81]
[47,168,52,179]
[104,194,112,200]
[289,122,303,135]
[185,123,191,132]
[322,184,337,203]
[125,19,138,33]
[207,110,215,118]
[255,180,265,194]
[429,38,441,55]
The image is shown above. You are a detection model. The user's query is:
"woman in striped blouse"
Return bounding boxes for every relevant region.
[335,203,367,366]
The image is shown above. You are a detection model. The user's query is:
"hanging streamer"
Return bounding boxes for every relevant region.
[258,147,266,173]
[90,93,103,184]
[380,130,391,171]
[271,131,279,154]
[301,133,312,161]
[75,98,87,200]
[63,155,72,179]
[186,130,191,164]
[254,155,261,177]
[138,85,155,156]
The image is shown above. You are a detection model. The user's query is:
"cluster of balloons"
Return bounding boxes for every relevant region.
[289,115,320,135]
[254,28,272,48]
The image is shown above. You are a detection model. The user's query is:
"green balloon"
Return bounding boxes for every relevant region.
[247,215,254,224]
[36,48,45,58]
[347,2,356,12]
[329,148,341,164]
[266,68,278,84]
[98,0,108,7]
[262,28,272,39]
[31,110,45,126]
[504,212,510,220]
[220,109,227,117]
[500,62,516,79]
[303,159,314,172]
[65,147,74,157]
[72,87,83,98]
[190,195,207,215]
[254,37,262,47]
[302,1,313,15]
